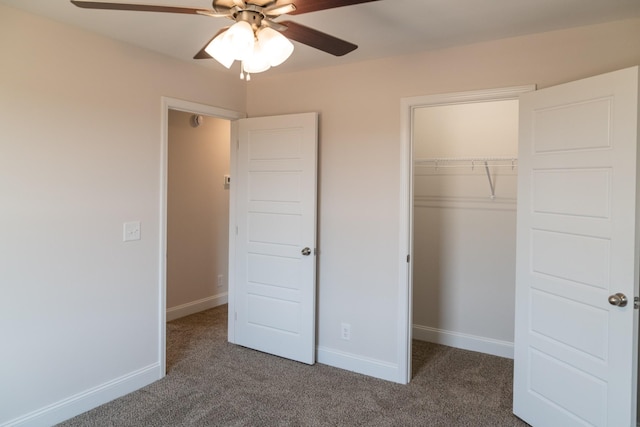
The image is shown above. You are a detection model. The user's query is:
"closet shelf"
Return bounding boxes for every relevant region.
[414,156,518,200]
[414,156,518,169]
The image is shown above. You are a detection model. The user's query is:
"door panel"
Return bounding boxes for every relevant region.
[532,97,612,153]
[514,67,639,426]
[532,168,611,218]
[231,112,318,365]
[531,229,610,288]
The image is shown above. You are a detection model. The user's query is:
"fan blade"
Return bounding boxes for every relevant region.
[212,0,238,14]
[70,1,230,17]
[286,0,380,15]
[278,21,356,56]
[264,3,296,17]
[193,28,228,59]
[262,18,287,32]
[196,10,232,18]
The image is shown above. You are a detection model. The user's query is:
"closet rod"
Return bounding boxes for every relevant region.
[414,156,517,200]
[413,164,516,169]
[414,156,517,164]
[414,157,517,170]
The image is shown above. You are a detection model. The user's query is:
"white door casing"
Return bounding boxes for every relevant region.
[398,85,535,385]
[228,112,318,365]
[513,67,639,426]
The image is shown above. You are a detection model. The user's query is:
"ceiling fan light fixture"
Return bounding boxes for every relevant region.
[243,43,272,74]
[204,32,235,68]
[257,27,294,67]
[224,20,255,61]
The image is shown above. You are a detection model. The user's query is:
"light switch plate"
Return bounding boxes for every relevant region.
[123,221,141,242]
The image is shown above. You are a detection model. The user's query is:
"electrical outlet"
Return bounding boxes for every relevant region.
[123,221,141,242]
[341,322,351,341]
[217,274,224,287]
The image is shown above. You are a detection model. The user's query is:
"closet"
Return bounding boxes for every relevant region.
[411,99,519,358]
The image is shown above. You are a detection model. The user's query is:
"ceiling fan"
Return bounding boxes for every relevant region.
[70,0,380,78]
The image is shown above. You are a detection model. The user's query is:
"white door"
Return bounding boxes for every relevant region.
[514,66,639,426]
[229,112,318,364]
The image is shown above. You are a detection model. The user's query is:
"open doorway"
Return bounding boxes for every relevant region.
[398,86,535,383]
[165,109,231,370]
[166,110,231,322]
[411,98,519,375]
[159,97,243,374]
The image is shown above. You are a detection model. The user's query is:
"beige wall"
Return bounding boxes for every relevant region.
[413,101,519,158]
[167,111,230,313]
[0,4,244,425]
[246,18,640,375]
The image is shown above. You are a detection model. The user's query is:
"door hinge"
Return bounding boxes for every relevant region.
[635,297,639,309]
[235,226,238,235]
[407,254,410,263]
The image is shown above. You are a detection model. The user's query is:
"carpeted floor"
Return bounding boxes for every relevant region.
[57,305,529,426]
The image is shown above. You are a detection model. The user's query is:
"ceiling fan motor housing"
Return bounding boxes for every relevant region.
[234,9,264,31]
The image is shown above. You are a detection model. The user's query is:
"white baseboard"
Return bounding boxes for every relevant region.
[166,293,228,322]
[317,346,402,384]
[1,363,161,427]
[413,324,514,359]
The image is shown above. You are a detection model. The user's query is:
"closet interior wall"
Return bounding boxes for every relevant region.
[412,99,519,358]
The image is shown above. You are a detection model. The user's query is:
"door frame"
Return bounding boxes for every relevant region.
[397,85,535,384]
[159,97,244,374]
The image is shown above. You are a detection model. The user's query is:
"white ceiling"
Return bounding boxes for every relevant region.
[4,0,640,76]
